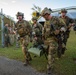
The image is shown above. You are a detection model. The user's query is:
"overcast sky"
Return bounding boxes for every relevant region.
[0,0,76,21]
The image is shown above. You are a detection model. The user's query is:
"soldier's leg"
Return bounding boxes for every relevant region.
[21,37,32,66]
[63,34,67,46]
[5,35,9,47]
[25,36,32,61]
[22,46,29,65]
[64,31,70,46]
[47,43,56,74]
[5,40,8,47]
[57,38,62,58]
[4,36,8,47]
[57,44,62,58]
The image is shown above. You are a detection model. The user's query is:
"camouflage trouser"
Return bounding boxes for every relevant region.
[44,38,58,70]
[57,36,62,58]
[20,35,31,61]
[61,31,70,55]
[63,31,70,45]
[4,34,11,47]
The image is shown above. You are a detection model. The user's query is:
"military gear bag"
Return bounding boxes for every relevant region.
[16,20,30,36]
[17,26,28,36]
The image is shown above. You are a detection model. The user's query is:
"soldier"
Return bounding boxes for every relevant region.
[59,9,75,55]
[41,7,66,74]
[15,12,32,66]
[4,24,11,47]
[31,17,43,48]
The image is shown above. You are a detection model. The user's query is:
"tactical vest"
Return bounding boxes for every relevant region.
[32,23,42,37]
[59,16,73,26]
[16,20,30,37]
[44,16,60,39]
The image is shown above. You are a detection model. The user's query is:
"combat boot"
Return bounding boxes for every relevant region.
[27,52,32,61]
[23,59,30,66]
[47,68,52,74]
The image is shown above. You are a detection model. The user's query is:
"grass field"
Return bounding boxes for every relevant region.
[0,31,76,75]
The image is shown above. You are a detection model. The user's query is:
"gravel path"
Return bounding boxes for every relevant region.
[0,56,47,75]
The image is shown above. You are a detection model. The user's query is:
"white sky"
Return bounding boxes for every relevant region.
[0,0,33,21]
[0,0,76,21]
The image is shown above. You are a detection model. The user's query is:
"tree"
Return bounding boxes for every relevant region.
[31,4,41,13]
[31,4,41,18]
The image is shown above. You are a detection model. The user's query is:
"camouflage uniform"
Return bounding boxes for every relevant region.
[59,9,74,54]
[4,24,11,47]
[41,7,66,73]
[15,12,32,65]
[31,17,43,47]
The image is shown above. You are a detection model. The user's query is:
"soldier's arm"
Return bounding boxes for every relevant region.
[38,23,43,33]
[68,18,75,29]
[52,17,66,35]
[26,21,32,35]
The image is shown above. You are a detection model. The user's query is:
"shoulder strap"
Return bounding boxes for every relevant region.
[59,18,66,25]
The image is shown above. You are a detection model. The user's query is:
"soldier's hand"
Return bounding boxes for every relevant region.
[68,23,75,29]
[60,27,66,32]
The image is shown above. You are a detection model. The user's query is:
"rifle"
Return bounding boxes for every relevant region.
[50,24,56,31]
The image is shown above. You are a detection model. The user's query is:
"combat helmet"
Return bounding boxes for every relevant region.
[59,9,67,14]
[16,12,24,18]
[41,7,51,16]
[32,17,38,21]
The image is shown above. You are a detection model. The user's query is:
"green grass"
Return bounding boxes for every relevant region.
[0,47,25,61]
[54,31,76,75]
[0,31,76,75]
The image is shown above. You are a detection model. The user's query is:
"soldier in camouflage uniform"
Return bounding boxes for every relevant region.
[41,7,66,73]
[59,9,74,55]
[4,24,11,47]
[15,12,32,66]
[31,17,43,47]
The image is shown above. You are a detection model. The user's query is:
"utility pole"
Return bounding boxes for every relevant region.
[1,8,5,47]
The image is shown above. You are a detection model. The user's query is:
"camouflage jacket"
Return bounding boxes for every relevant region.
[32,22,43,37]
[15,20,31,37]
[59,16,74,26]
[43,16,66,39]
[4,26,9,34]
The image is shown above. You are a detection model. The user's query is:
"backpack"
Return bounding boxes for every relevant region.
[16,20,29,36]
